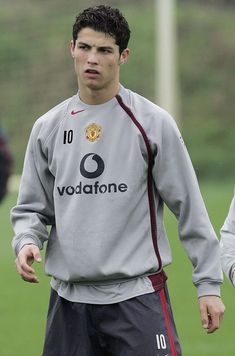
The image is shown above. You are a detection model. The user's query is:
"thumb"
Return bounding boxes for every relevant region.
[200,303,209,330]
[199,297,209,329]
[202,316,209,330]
[32,247,42,263]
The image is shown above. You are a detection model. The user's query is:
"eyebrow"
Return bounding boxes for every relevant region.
[77,41,114,51]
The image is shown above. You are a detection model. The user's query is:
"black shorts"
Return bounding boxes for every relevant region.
[42,286,182,356]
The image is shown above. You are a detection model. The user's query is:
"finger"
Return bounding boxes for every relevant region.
[220,311,225,323]
[21,274,39,283]
[200,305,209,330]
[15,259,39,283]
[207,313,220,334]
[20,269,39,283]
[207,302,225,334]
[18,267,39,283]
[207,306,224,334]
[32,248,42,263]
[16,256,35,274]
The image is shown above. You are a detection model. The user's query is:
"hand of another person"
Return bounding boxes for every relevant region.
[15,244,42,283]
[198,295,225,334]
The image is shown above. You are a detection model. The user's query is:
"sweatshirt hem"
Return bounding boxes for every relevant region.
[51,283,156,304]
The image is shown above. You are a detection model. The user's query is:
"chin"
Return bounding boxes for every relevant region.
[87,83,103,91]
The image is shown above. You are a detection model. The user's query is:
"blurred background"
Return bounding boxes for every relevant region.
[0,0,235,355]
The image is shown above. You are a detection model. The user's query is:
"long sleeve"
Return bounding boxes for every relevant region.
[152,114,223,297]
[11,120,55,256]
[220,194,235,286]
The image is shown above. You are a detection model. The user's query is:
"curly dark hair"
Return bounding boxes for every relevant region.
[72,5,131,54]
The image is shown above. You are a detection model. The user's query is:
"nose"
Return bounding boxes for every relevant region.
[87,49,98,65]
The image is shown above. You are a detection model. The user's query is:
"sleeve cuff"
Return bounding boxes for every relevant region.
[12,233,43,256]
[196,282,221,298]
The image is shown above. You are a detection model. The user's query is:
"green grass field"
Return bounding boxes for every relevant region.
[0,180,234,355]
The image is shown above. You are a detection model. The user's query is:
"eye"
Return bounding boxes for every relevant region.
[100,48,112,54]
[78,44,89,51]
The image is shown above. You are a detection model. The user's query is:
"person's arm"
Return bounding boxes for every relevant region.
[152,112,225,332]
[11,119,55,280]
[220,194,235,286]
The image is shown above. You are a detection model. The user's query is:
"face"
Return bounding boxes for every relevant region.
[70,28,129,103]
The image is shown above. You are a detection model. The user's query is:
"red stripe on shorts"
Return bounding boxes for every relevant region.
[159,288,178,356]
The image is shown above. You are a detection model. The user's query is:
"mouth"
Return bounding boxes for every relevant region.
[85,69,100,75]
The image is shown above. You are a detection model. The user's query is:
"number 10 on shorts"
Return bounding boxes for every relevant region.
[156,334,167,350]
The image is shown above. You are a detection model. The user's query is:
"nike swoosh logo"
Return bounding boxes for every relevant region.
[71,109,85,115]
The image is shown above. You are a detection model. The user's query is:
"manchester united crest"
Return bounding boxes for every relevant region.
[85,123,102,142]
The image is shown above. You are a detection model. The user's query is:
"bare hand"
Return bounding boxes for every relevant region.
[15,244,42,283]
[199,296,225,334]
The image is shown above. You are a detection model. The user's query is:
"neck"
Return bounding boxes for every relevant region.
[78,83,120,105]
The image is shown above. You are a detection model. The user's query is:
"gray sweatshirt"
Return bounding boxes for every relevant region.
[11,85,223,303]
[220,193,235,286]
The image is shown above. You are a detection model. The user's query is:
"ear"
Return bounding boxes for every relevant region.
[70,40,75,58]
[119,48,130,65]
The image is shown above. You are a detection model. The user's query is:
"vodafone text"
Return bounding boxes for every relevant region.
[57,181,128,196]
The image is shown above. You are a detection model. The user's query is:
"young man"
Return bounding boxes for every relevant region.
[11,5,225,356]
[220,193,235,286]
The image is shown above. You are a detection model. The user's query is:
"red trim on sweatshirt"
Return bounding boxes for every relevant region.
[116,94,162,271]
